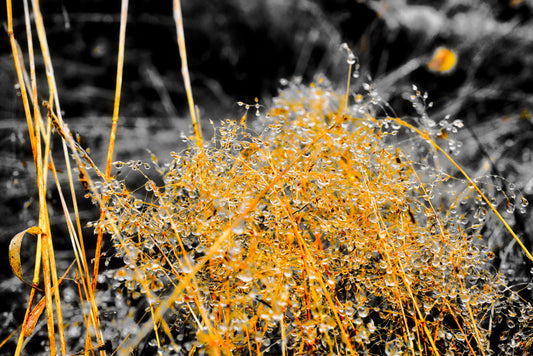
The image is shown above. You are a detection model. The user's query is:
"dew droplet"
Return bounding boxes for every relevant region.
[520,196,529,208]
[158,211,169,221]
[237,270,253,283]
[182,264,192,274]
[232,220,245,234]
[452,119,464,128]
[391,122,401,130]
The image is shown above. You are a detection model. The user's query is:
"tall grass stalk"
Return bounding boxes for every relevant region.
[174,0,203,148]
[93,0,129,293]
[7,0,107,354]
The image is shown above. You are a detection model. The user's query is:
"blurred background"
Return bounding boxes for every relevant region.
[1,0,533,328]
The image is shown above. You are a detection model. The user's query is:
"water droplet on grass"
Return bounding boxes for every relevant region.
[520,196,529,208]
[452,119,464,128]
[182,264,192,274]
[232,220,245,234]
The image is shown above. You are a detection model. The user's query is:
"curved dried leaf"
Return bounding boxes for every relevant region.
[23,298,45,337]
[9,226,42,285]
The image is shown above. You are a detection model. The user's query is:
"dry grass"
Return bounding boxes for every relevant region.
[4,1,533,355]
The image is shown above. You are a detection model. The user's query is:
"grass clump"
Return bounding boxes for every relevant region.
[94,75,532,355]
[6,2,533,354]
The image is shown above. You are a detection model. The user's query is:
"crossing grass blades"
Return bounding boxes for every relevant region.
[5,0,533,355]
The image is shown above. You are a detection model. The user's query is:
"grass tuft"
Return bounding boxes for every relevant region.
[95,75,532,355]
[5,3,533,356]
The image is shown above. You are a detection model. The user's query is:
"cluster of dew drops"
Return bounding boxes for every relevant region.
[86,61,533,355]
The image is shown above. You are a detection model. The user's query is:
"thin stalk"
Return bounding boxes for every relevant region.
[393,118,533,262]
[283,199,356,356]
[361,164,433,355]
[7,0,42,352]
[93,0,129,292]
[28,0,70,351]
[48,154,106,353]
[344,62,352,116]
[8,0,106,352]
[6,0,35,158]
[14,235,42,356]
[173,0,203,147]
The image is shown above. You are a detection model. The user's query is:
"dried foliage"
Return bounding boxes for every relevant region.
[4,1,533,356]
[92,76,532,355]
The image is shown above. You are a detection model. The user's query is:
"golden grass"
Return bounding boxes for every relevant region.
[5,1,533,355]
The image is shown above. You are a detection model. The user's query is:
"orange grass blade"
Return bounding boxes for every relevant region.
[22,262,75,338]
[173,0,203,147]
[48,155,108,351]
[6,0,36,160]
[93,0,129,293]
[393,117,533,263]
[8,0,106,353]
[25,0,69,351]
[277,190,356,355]
[104,0,129,179]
